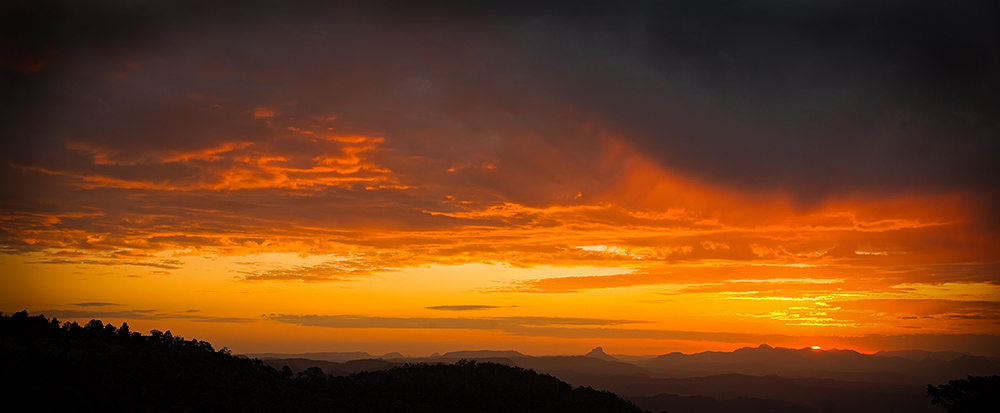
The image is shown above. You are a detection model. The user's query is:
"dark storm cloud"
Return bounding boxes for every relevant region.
[3,0,999,256]
[5,0,996,203]
[508,0,999,202]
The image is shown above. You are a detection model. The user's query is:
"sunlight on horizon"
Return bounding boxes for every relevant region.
[2,0,998,360]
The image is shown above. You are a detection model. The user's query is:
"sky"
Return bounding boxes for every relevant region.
[2,0,999,357]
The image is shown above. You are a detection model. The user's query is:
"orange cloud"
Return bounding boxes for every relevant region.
[3,0,998,359]
[5,143,995,283]
[29,128,392,192]
[253,107,275,119]
[237,252,412,282]
[160,142,254,163]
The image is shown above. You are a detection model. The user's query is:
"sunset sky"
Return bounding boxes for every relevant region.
[2,0,999,357]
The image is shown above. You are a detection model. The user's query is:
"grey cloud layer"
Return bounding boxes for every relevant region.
[5,0,996,205]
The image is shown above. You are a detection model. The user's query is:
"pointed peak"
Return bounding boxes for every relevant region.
[758,344,773,350]
[585,346,617,361]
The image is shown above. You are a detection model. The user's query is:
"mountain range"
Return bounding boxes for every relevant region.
[249,344,1000,413]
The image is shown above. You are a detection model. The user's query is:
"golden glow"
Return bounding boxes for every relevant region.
[3,117,998,358]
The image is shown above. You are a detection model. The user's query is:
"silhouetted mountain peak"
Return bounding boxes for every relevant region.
[586,346,618,361]
[732,344,780,354]
[948,354,999,371]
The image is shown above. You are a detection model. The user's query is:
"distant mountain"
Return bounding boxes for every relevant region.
[441,350,527,359]
[517,355,645,376]
[610,354,660,363]
[23,308,997,413]
[874,349,971,361]
[241,342,1000,413]
[247,351,376,362]
[380,352,406,359]
[322,353,645,378]
[636,344,1000,384]
[586,346,618,361]
[258,344,1000,387]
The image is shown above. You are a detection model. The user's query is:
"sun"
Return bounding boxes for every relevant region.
[811,346,821,350]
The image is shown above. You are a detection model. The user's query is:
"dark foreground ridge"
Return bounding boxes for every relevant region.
[0,311,644,412]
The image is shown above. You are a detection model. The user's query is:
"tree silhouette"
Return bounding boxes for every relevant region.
[1,311,648,412]
[926,375,1000,412]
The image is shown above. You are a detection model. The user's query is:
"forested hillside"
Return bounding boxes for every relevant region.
[0,311,643,412]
